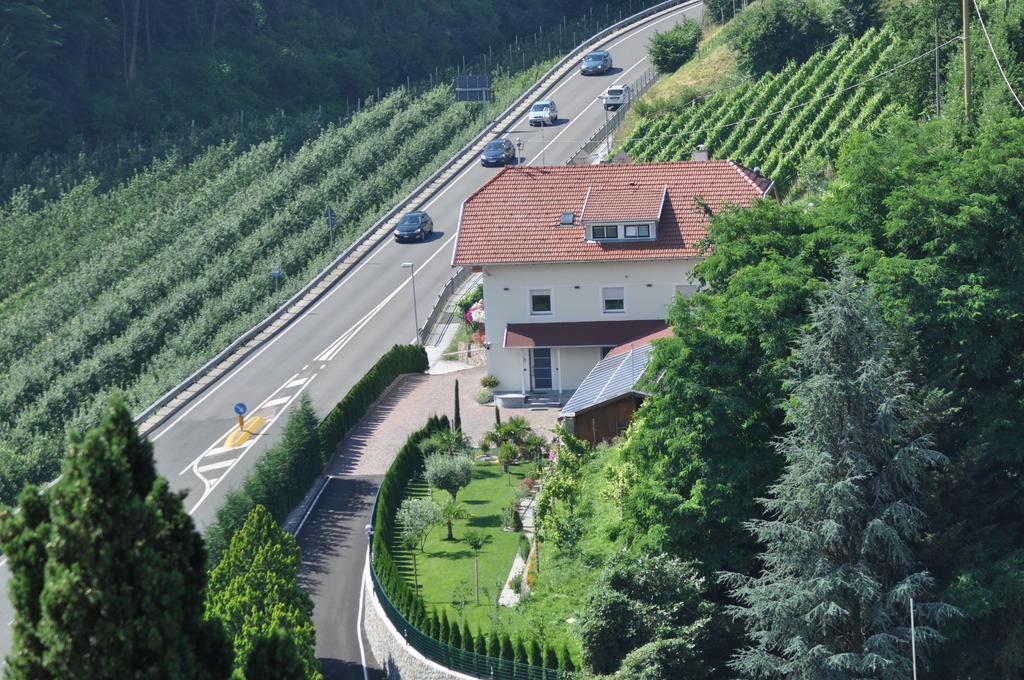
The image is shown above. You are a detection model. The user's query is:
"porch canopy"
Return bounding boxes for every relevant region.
[503,319,667,349]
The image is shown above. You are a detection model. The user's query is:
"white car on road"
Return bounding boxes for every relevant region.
[602,84,631,110]
[528,100,558,126]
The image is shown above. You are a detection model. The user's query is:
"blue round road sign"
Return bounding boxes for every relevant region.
[234,402,247,416]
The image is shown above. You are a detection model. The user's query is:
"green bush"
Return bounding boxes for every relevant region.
[518,533,532,560]
[480,374,500,389]
[728,0,832,75]
[648,21,703,74]
[455,283,484,324]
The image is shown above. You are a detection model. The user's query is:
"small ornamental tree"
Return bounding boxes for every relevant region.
[501,632,514,660]
[720,264,956,679]
[425,453,473,538]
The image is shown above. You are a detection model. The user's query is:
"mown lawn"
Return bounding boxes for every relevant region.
[392,458,538,635]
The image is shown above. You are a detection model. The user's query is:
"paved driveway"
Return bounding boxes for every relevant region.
[296,365,559,679]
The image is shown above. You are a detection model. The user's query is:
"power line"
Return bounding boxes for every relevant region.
[971,0,1024,110]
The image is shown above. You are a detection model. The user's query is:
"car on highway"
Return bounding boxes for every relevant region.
[602,84,632,110]
[394,211,434,241]
[580,50,613,75]
[528,100,558,126]
[480,138,515,166]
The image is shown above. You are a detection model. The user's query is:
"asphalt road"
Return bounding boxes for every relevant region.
[0,0,704,669]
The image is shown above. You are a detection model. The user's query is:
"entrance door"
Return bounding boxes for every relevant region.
[531,348,552,390]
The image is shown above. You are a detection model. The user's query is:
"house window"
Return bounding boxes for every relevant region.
[530,289,552,315]
[624,223,651,238]
[675,284,698,297]
[602,287,625,313]
[592,224,619,240]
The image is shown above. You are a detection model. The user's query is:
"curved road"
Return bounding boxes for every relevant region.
[0,1,704,673]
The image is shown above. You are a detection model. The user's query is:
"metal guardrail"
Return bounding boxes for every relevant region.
[132,0,702,436]
[568,66,659,164]
[418,267,473,344]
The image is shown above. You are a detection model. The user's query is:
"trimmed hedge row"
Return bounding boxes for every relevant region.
[371,416,577,676]
[319,344,429,457]
[205,343,428,566]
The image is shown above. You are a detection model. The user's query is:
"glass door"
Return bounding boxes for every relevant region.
[531,348,552,390]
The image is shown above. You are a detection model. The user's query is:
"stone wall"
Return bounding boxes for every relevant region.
[363,561,476,680]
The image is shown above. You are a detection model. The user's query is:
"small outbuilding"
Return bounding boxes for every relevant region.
[559,327,672,445]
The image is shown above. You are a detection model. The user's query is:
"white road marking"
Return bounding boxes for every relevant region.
[293,476,335,538]
[358,555,370,680]
[285,378,308,389]
[197,459,237,474]
[177,372,301,475]
[187,373,318,515]
[263,396,292,408]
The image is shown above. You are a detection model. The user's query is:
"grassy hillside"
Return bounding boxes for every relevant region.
[623,26,902,192]
[0,62,551,505]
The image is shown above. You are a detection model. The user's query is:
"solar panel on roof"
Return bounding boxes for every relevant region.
[560,343,655,417]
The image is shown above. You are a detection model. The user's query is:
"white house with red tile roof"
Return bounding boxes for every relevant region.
[452,160,773,404]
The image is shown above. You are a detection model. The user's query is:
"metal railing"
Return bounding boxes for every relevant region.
[567,66,659,164]
[418,267,473,343]
[370,562,565,680]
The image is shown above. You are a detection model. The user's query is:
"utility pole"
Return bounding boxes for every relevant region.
[935,13,941,117]
[963,0,972,123]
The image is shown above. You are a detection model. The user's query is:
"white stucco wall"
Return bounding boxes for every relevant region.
[480,259,699,391]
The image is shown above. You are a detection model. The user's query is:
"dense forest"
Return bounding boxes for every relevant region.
[0,0,639,158]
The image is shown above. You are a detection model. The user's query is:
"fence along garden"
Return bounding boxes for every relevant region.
[370,419,571,679]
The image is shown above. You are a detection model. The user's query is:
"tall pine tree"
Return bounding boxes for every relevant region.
[721,263,955,678]
[0,395,232,678]
[205,504,321,678]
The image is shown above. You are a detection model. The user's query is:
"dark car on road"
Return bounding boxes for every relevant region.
[481,138,515,166]
[580,50,613,75]
[394,211,433,241]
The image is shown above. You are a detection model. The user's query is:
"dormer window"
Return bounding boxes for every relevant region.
[588,222,654,242]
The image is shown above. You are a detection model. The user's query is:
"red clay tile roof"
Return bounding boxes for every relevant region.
[581,183,666,223]
[453,160,771,266]
[503,319,668,349]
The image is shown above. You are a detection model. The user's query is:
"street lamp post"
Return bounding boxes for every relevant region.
[401,262,420,344]
[515,137,523,165]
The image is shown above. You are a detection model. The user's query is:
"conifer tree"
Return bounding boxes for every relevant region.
[453,379,462,432]
[206,504,321,678]
[721,264,955,678]
[487,630,500,657]
[544,644,559,669]
[528,638,542,666]
[462,621,474,652]
[501,632,514,660]
[561,645,576,672]
[439,609,451,644]
[514,636,527,663]
[450,620,462,648]
[0,395,233,678]
[244,628,306,680]
[475,627,487,656]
